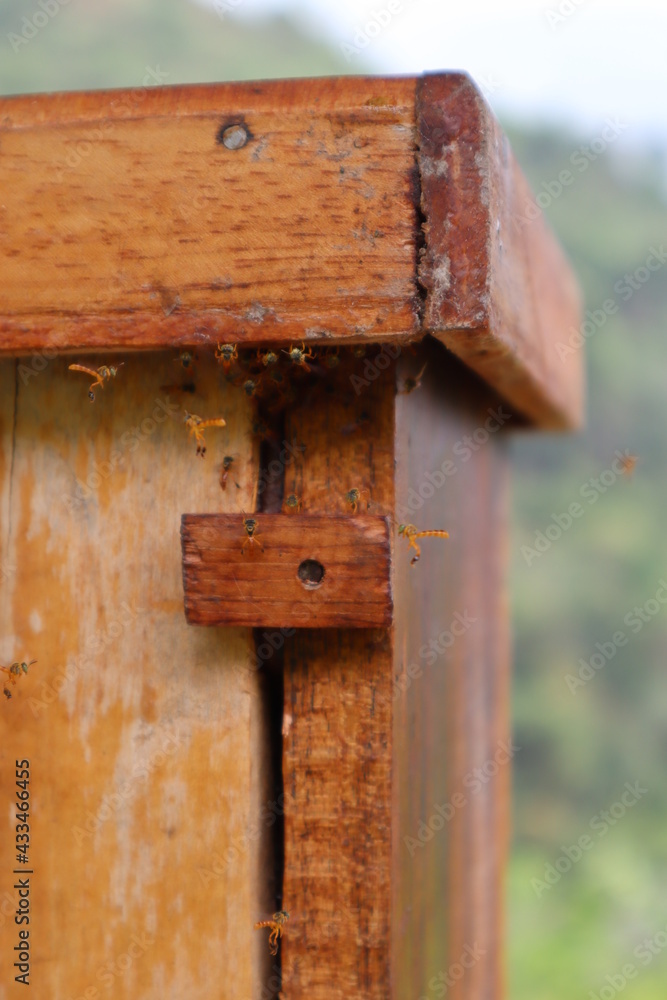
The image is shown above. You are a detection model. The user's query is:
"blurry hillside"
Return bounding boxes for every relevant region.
[0,0,347,94]
[507,124,667,1000]
[2,2,667,998]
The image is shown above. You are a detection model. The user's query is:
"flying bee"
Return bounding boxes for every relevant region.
[618,453,638,478]
[215,343,238,372]
[175,351,196,370]
[183,411,226,457]
[352,345,366,358]
[0,659,36,697]
[254,911,289,956]
[242,514,264,554]
[259,349,279,368]
[398,523,449,565]
[69,363,124,401]
[283,341,315,370]
[400,362,428,395]
[344,487,370,514]
[282,493,302,514]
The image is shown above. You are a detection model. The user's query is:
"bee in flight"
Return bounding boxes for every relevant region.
[398,523,449,565]
[69,363,124,401]
[400,362,428,394]
[618,452,638,478]
[183,411,226,457]
[254,910,289,956]
[1,660,36,700]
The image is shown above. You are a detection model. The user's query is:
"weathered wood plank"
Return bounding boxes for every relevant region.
[0,77,419,353]
[417,72,583,429]
[182,513,392,628]
[0,354,269,999]
[0,74,582,430]
[392,340,511,999]
[281,361,395,999]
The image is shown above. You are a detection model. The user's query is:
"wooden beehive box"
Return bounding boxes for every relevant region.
[0,74,582,999]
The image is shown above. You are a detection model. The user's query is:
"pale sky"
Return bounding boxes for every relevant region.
[201,0,667,143]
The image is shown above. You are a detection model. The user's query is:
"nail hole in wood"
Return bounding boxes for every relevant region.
[218,123,249,149]
[297,559,325,590]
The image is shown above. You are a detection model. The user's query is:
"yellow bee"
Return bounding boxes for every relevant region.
[69,363,124,401]
[282,493,302,514]
[241,514,264,554]
[215,343,238,372]
[344,487,370,514]
[183,411,226,457]
[1,660,35,699]
[254,911,289,955]
[398,523,449,565]
[283,342,315,370]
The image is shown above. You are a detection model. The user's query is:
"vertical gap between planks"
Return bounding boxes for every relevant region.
[255,403,287,999]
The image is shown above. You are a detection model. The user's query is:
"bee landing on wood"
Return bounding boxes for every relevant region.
[283,342,315,370]
[215,343,238,372]
[241,514,264,554]
[344,487,370,514]
[69,363,124,401]
[282,493,302,514]
[254,911,289,955]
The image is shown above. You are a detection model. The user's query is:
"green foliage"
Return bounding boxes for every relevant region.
[506,123,667,998]
[0,0,349,95]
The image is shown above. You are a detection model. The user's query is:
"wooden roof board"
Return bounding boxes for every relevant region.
[0,73,583,428]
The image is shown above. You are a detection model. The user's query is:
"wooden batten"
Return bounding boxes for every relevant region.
[182,512,393,628]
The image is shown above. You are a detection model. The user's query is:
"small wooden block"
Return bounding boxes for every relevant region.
[181,513,392,628]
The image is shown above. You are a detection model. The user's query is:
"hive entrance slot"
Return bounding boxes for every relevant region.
[297,559,325,589]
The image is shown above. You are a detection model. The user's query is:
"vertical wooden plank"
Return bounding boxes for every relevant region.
[281,358,396,998]
[0,353,267,998]
[392,340,512,999]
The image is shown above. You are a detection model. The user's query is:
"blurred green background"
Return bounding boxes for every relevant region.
[2,2,665,997]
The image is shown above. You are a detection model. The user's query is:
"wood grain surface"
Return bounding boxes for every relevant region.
[392,340,511,1000]
[0,74,582,430]
[182,513,392,628]
[0,353,273,999]
[0,77,419,353]
[280,360,396,999]
[417,73,583,429]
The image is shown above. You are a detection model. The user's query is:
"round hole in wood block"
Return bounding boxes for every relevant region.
[297,559,325,590]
